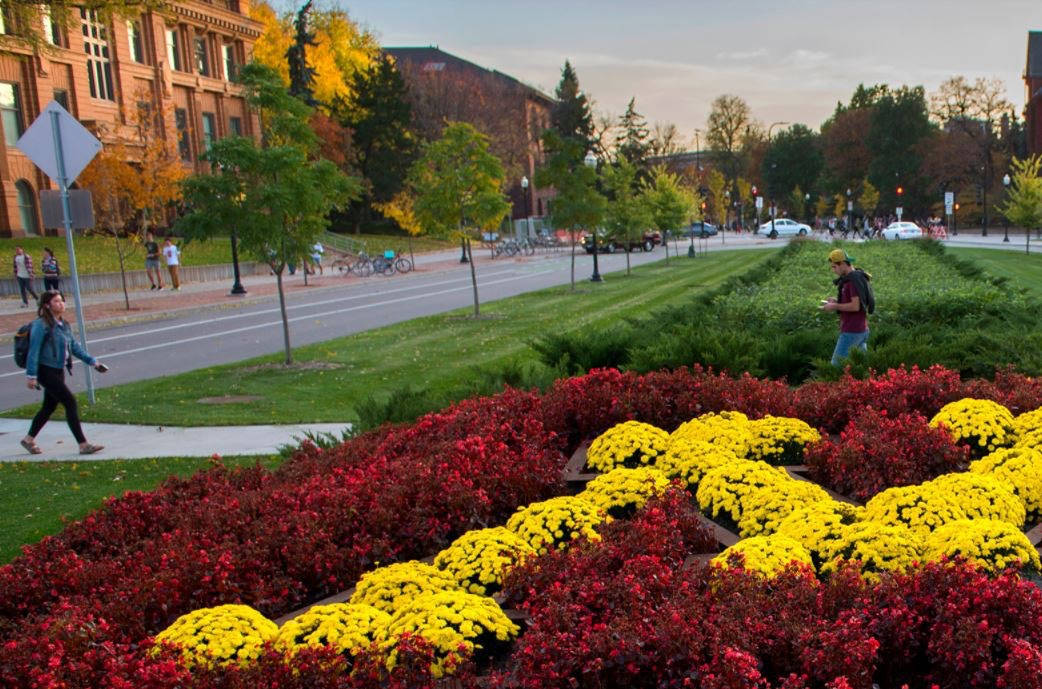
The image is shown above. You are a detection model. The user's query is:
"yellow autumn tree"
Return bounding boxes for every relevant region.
[373,190,423,264]
[250,1,378,108]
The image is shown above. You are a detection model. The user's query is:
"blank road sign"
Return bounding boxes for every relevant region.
[16,101,102,184]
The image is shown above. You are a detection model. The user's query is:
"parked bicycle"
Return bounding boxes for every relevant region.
[493,238,536,258]
[333,252,373,277]
[372,250,413,276]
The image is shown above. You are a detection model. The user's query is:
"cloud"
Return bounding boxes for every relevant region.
[715,49,768,61]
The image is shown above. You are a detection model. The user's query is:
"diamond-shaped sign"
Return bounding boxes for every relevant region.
[16,100,102,185]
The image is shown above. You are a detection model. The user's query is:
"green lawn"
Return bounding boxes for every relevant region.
[946,247,1042,300]
[0,454,281,563]
[3,249,776,426]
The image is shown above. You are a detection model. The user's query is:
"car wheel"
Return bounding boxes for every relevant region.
[585,247,594,254]
[798,228,807,236]
[643,240,654,252]
[769,230,778,239]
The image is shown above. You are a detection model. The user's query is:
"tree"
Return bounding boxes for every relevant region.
[0,1,164,53]
[866,86,935,214]
[602,156,651,276]
[762,124,823,200]
[706,94,752,182]
[820,84,889,194]
[536,132,604,288]
[339,55,416,233]
[649,122,683,157]
[79,96,187,310]
[408,122,509,316]
[177,63,359,364]
[614,98,650,171]
[998,156,1042,244]
[706,168,726,226]
[550,60,594,151]
[373,191,422,266]
[859,180,880,217]
[789,185,806,223]
[286,0,317,105]
[643,166,696,265]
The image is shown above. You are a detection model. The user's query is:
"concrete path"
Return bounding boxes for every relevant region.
[0,419,351,462]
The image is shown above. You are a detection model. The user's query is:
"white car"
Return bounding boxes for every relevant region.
[756,218,812,238]
[881,222,924,240]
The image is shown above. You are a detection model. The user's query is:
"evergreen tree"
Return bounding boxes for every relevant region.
[550,60,594,151]
[286,1,317,105]
[341,55,416,232]
[615,97,650,170]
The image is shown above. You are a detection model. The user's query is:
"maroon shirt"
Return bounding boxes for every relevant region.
[838,279,867,333]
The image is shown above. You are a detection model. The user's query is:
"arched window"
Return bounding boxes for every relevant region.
[15,180,38,235]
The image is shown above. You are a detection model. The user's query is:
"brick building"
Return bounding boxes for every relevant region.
[384,46,554,223]
[1026,31,1042,156]
[0,1,262,237]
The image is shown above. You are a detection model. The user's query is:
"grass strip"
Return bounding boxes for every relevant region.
[945,247,1042,301]
[0,454,281,563]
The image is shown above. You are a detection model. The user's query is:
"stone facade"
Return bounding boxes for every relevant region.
[0,1,262,237]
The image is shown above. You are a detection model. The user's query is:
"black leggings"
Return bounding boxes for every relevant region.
[29,365,85,444]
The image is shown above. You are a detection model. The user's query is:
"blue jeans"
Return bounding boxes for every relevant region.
[831,330,869,367]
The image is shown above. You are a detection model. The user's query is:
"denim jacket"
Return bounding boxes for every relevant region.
[25,318,96,378]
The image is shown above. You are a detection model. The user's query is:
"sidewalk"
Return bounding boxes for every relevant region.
[0,419,352,461]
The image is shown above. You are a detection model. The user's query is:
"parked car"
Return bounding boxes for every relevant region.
[582,230,661,253]
[881,222,924,240]
[685,221,718,238]
[756,218,812,238]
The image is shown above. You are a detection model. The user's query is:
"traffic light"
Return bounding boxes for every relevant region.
[896,186,904,197]
[701,201,707,210]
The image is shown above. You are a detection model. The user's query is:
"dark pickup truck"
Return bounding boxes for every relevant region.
[582,230,662,254]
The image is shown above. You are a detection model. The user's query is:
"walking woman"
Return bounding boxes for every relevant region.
[40,247,60,291]
[21,291,108,455]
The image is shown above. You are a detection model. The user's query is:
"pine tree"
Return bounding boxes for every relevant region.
[615,97,650,171]
[550,60,594,151]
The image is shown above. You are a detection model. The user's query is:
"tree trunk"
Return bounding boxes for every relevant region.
[466,237,479,317]
[275,266,292,365]
[569,229,576,291]
[116,236,130,310]
[625,238,631,276]
[663,232,670,265]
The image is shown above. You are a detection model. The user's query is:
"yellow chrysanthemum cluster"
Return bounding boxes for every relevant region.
[153,604,278,669]
[349,561,462,614]
[276,603,389,657]
[924,519,1041,574]
[818,521,924,582]
[694,459,792,527]
[930,398,1016,457]
[775,500,863,566]
[585,421,670,472]
[864,473,1025,539]
[1012,406,1042,437]
[433,527,536,596]
[970,446,1042,520]
[383,590,520,678]
[505,495,608,555]
[744,415,821,465]
[577,466,670,518]
[1017,427,1042,451]
[655,436,740,488]
[671,412,752,459]
[734,480,832,537]
[712,534,814,577]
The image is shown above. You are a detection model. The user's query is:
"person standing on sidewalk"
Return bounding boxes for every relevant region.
[162,237,181,290]
[12,246,38,307]
[309,241,324,275]
[40,247,60,292]
[20,291,108,455]
[144,231,164,290]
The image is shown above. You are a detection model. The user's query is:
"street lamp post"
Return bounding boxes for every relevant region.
[520,175,530,240]
[584,151,602,282]
[1002,173,1011,243]
[846,188,852,237]
[981,165,988,237]
[723,190,729,244]
[766,121,788,238]
[229,231,246,295]
[804,192,811,227]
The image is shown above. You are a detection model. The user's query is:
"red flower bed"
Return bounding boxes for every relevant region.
[804,410,970,502]
[1,365,1041,688]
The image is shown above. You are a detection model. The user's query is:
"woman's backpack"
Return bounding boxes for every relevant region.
[13,321,51,369]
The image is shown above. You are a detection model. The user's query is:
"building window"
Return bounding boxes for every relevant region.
[193,36,209,76]
[81,9,114,101]
[174,107,191,160]
[127,19,145,63]
[221,43,238,81]
[228,115,242,136]
[0,83,23,145]
[15,180,38,235]
[43,7,62,45]
[201,112,216,152]
[53,88,70,112]
[166,28,182,71]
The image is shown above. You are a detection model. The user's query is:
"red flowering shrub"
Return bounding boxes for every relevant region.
[804,410,969,501]
[963,366,1042,416]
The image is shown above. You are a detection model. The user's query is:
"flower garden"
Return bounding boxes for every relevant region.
[4,361,1042,688]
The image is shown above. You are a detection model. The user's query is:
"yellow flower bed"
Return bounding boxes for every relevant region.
[433,527,535,596]
[820,522,924,581]
[745,415,821,465]
[775,500,863,566]
[930,398,1016,457]
[349,561,461,614]
[275,603,389,657]
[735,480,832,538]
[970,446,1042,520]
[923,518,1041,574]
[384,590,520,678]
[1016,427,1042,451]
[671,411,752,459]
[655,436,740,488]
[505,495,608,554]
[1012,406,1042,436]
[577,466,670,518]
[711,534,814,577]
[153,604,278,669]
[585,420,670,472]
[695,459,790,526]
[863,473,1025,538]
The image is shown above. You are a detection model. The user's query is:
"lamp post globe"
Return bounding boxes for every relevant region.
[1003,173,1011,242]
[583,152,602,282]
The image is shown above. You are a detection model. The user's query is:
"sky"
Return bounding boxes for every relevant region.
[276,0,1042,148]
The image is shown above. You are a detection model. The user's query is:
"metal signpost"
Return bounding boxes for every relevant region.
[16,101,102,403]
[944,192,954,237]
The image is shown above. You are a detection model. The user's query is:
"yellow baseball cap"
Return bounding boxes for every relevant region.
[828,249,854,264]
